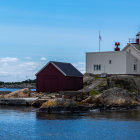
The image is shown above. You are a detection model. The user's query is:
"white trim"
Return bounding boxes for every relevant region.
[86,51,123,55]
[36,61,83,77]
[35,62,50,76]
[130,44,140,54]
[122,44,130,51]
[36,61,66,76]
[51,62,67,76]
[123,43,140,54]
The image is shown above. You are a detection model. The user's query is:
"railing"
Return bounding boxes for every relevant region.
[128,38,136,43]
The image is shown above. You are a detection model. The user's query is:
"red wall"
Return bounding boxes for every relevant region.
[36,63,83,92]
[64,76,83,91]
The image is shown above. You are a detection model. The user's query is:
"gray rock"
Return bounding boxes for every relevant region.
[4,88,31,98]
[81,77,108,93]
[94,87,140,106]
[108,75,140,93]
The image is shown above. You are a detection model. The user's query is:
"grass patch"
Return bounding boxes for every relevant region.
[115,84,121,88]
[129,89,136,93]
[89,90,101,96]
[95,77,101,79]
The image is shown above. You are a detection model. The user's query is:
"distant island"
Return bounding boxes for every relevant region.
[0,79,36,89]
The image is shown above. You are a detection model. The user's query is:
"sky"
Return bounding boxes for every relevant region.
[0,0,140,81]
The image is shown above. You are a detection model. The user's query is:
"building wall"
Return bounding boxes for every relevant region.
[36,63,65,92]
[123,46,140,60]
[126,52,140,74]
[65,76,83,91]
[36,63,83,92]
[86,51,127,74]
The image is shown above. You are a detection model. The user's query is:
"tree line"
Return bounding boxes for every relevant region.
[0,79,36,85]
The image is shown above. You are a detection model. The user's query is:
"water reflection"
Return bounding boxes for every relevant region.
[0,105,140,121]
[36,110,140,121]
[36,112,85,120]
[86,110,140,121]
[0,106,139,140]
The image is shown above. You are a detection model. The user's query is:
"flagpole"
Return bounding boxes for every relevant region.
[99,31,100,52]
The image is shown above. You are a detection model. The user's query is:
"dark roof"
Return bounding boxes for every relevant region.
[36,61,83,77]
[51,61,83,77]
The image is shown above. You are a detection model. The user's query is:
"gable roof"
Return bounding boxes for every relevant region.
[122,43,140,53]
[36,61,83,77]
[131,43,140,52]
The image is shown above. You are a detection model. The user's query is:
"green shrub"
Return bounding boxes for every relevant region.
[115,84,121,88]
[89,90,101,96]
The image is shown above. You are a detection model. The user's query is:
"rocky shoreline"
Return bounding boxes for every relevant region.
[0,74,140,113]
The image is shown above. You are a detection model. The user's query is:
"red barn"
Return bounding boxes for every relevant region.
[36,61,83,92]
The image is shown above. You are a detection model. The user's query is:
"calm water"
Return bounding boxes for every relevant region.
[0,88,36,92]
[0,106,140,140]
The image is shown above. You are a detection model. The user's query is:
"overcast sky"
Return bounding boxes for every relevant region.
[0,0,140,81]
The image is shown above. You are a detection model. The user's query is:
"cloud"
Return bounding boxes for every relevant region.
[0,56,85,82]
[73,62,85,74]
[24,57,31,60]
[40,57,47,61]
[0,57,18,62]
[0,57,43,82]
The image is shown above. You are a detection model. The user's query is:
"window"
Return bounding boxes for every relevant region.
[134,64,137,71]
[94,65,101,71]
[98,65,101,70]
[109,60,112,64]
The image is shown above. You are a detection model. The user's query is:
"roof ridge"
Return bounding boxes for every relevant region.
[51,61,71,64]
[36,61,83,77]
[129,43,140,53]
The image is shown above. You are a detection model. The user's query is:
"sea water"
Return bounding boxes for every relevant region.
[0,88,36,92]
[0,106,139,140]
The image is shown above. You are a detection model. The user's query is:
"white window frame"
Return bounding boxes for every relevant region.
[94,65,101,71]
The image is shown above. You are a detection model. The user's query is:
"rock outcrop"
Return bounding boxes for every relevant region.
[3,88,31,98]
[82,87,140,106]
[81,95,96,104]
[81,74,140,94]
[95,87,140,106]
[80,73,108,93]
[108,75,140,93]
[39,98,91,113]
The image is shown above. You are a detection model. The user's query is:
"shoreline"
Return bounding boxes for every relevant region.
[0,74,140,114]
[0,97,139,113]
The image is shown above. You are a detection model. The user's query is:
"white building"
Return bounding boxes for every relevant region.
[86,32,140,75]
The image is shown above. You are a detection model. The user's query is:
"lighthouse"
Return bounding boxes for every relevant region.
[86,31,140,75]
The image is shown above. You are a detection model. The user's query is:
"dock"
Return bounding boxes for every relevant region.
[0,98,38,106]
